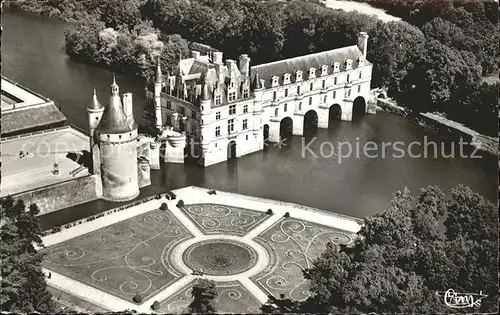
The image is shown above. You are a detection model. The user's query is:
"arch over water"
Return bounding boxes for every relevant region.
[352,96,366,120]
[227,140,236,159]
[279,117,293,140]
[303,110,318,135]
[263,124,270,144]
[329,104,342,127]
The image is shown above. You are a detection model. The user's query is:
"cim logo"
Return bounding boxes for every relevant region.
[436,289,488,309]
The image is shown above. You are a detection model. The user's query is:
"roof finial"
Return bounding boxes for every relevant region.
[112,73,116,85]
[89,86,103,110]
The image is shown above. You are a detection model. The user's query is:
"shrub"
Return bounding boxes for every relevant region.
[151,301,160,310]
[284,212,290,218]
[177,200,184,208]
[160,202,168,210]
[266,209,273,215]
[133,293,142,303]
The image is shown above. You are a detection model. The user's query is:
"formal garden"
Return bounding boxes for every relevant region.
[41,201,356,312]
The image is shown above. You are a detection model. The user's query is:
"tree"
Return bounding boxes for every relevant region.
[188,279,217,314]
[269,185,498,313]
[0,197,55,313]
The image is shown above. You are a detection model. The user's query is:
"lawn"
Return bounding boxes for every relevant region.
[159,280,262,313]
[42,209,193,303]
[251,218,354,301]
[180,203,270,236]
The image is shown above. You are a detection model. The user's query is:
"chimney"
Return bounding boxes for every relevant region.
[226,59,237,78]
[212,51,223,65]
[192,51,201,59]
[238,54,250,77]
[122,93,133,119]
[357,32,369,59]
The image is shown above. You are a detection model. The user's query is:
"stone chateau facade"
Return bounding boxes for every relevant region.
[146,32,375,167]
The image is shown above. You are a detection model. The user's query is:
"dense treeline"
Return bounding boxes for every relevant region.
[5,0,498,135]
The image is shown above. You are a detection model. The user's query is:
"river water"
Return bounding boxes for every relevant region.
[1,11,496,229]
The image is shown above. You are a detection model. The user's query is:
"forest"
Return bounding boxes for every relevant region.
[4,0,498,135]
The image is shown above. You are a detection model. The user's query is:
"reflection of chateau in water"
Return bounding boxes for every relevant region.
[146,32,376,167]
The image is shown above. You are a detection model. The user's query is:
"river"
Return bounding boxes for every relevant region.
[1,11,496,229]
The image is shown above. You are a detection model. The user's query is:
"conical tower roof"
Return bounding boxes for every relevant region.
[155,57,163,84]
[96,75,133,134]
[88,87,103,110]
[252,72,262,90]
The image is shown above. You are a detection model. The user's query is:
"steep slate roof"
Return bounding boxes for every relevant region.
[96,88,133,134]
[251,45,367,87]
[1,103,67,135]
[88,88,103,110]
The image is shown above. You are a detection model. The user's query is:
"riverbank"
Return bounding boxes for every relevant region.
[322,0,401,22]
[375,95,499,156]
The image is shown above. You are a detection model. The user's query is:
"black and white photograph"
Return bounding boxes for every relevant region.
[0,0,498,313]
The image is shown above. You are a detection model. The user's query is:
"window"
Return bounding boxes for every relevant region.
[229,104,236,115]
[334,77,337,85]
[333,62,340,72]
[296,71,303,81]
[274,108,279,116]
[321,65,328,76]
[310,82,313,91]
[227,119,235,133]
[243,88,249,99]
[348,89,351,97]
[216,112,221,120]
[243,105,248,113]
[228,91,236,102]
[242,119,248,130]
[191,110,196,119]
[272,76,279,87]
[166,101,171,109]
[358,85,361,93]
[179,107,185,115]
[284,103,288,112]
[273,91,277,101]
[346,74,350,83]
[246,135,249,140]
[333,91,336,98]
[323,95,327,103]
[297,86,301,95]
[359,71,362,79]
[322,80,325,89]
[298,102,302,110]
[283,74,291,84]
[285,89,288,97]
[309,97,312,105]
[309,68,316,78]
[215,94,221,105]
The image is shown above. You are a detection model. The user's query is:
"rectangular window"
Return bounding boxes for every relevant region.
[347,74,350,82]
[228,119,235,133]
[242,119,248,130]
[333,91,336,98]
[323,95,327,103]
[297,85,301,95]
[228,91,236,102]
[166,101,171,109]
[246,135,249,140]
[179,107,185,115]
[243,89,249,99]
[285,89,288,97]
[229,105,236,115]
[309,97,312,105]
[359,71,362,79]
[273,91,277,101]
[322,80,325,89]
[334,77,337,85]
[216,111,221,120]
[215,126,220,137]
[215,95,221,105]
[284,103,288,112]
[243,105,248,113]
[348,89,351,97]
[310,82,313,91]
[358,85,361,93]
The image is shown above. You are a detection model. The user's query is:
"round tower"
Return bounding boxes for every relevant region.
[154,58,164,130]
[251,72,264,136]
[87,88,104,174]
[95,76,139,202]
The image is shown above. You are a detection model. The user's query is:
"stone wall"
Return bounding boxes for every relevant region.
[12,174,102,216]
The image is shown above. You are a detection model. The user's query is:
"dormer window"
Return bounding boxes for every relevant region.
[357,56,365,67]
[332,62,340,73]
[272,76,279,87]
[296,70,303,82]
[215,94,222,105]
[321,65,328,76]
[308,68,316,79]
[345,59,353,70]
[283,73,291,85]
[242,88,249,99]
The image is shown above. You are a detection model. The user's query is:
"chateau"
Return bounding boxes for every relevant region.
[146,32,376,167]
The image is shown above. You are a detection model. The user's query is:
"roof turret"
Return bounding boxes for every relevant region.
[252,72,263,91]
[88,87,103,110]
[96,75,133,134]
[155,57,163,84]
[200,75,211,101]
